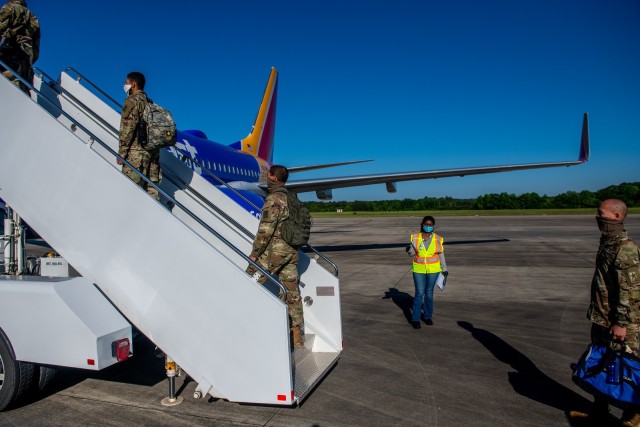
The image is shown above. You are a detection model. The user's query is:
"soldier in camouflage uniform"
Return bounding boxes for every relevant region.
[0,0,40,94]
[247,165,304,348]
[117,72,161,201]
[569,199,640,426]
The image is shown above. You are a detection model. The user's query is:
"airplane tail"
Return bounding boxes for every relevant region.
[238,67,278,163]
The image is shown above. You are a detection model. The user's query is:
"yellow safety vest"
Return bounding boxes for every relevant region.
[410,233,444,274]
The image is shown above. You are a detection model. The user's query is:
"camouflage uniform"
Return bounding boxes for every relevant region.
[119,90,161,201]
[587,232,640,355]
[0,0,39,94]
[247,188,303,328]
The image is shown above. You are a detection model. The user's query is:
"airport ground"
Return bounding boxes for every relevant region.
[1,214,639,426]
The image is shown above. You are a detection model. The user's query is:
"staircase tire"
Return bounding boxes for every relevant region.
[0,329,36,411]
[37,365,57,392]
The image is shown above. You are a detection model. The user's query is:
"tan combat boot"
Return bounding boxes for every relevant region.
[567,399,613,426]
[622,412,640,427]
[291,326,304,348]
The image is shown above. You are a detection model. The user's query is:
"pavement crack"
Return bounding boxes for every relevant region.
[262,407,281,426]
[407,344,439,427]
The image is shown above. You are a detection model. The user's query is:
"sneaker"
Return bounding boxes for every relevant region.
[411,321,421,329]
[424,319,433,325]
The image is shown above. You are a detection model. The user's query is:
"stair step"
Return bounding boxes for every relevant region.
[292,334,340,404]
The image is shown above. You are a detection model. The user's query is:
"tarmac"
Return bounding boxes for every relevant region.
[1,214,639,426]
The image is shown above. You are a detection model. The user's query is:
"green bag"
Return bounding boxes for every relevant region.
[275,188,311,248]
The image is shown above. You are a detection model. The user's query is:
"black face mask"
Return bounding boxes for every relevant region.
[596,216,625,236]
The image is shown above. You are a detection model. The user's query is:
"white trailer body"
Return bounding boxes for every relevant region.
[0,276,132,370]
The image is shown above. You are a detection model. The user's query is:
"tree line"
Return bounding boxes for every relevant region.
[305,182,640,212]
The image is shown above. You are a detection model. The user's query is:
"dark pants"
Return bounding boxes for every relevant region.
[0,50,32,94]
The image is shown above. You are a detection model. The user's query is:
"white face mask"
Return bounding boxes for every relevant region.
[123,84,132,94]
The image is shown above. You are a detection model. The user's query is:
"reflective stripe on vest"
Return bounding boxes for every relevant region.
[411,233,442,267]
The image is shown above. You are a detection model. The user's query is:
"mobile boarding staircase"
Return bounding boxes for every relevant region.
[0,63,341,406]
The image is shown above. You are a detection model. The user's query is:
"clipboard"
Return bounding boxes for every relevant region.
[436,272,447,291]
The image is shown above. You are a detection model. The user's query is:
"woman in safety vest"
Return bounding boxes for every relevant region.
[407,215,448,329]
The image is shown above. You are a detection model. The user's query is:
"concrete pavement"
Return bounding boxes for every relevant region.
[1,214,638,426]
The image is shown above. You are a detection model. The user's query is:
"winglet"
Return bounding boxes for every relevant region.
[579,112,590,162]
[240,67,278,162]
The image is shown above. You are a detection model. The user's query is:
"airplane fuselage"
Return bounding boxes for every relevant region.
[167,130,273,217]
[170,131,269,184]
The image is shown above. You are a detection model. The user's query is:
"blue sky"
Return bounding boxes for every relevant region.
[29,0,639,201]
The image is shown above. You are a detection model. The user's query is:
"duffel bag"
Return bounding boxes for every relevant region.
[572,343,640,409]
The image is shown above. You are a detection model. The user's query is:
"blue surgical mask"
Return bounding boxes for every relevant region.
[423,225,434,233]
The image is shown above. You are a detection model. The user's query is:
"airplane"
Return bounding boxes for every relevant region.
[167,67,589,216]
[0,68,589,220]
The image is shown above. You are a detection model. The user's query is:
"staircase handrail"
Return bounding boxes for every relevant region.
[57,67,340,276]
[0,60,288,300]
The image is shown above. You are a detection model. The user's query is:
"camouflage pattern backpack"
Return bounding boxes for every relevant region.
[275,188,311,248]
[140,99,176,151]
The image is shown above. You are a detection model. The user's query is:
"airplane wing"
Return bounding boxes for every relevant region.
[288,159,373,173]
[281,113,590,200]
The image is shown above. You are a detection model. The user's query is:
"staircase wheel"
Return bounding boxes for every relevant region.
[0,329,36,411]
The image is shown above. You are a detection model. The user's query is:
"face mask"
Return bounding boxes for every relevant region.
[267,176,278,193]
[596,216,624,235]
[423,225,434,233]
[124,84,132,95]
